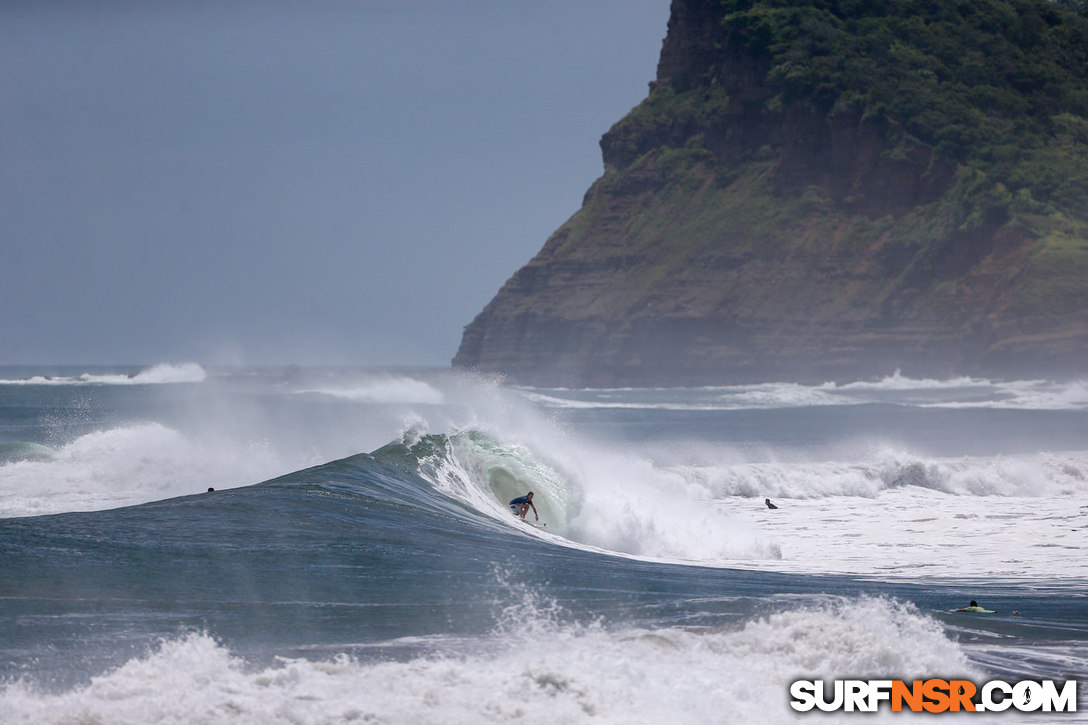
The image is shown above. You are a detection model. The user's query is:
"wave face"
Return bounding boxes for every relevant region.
[361,426,1088,578]
[0,366,1085,719]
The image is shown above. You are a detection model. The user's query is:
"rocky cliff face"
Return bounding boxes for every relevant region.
[453,0,1088,386]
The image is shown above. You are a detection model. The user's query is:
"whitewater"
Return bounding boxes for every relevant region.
[0,364,1084,723]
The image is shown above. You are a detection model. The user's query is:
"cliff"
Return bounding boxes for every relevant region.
[453,0,1088,386]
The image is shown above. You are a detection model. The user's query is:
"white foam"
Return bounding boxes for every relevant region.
[0,363,207,386]
[838,370,996,391]
[556,447,780,562]
[926,379,1088,411]
[5,368,1085,580]
[296,375,445,404]
[518,373,1088,412]
[0,423,304,518]
[835,373,1088,411]
[414,427,780,564]
[0,370,507,519]
[730,485,1088,579]
[674,450,1088,500]
[516,382,848,411]
[432,430,576,527]
[420,419,1088,577]
[0,597,978,724]
[660,449,1088,578]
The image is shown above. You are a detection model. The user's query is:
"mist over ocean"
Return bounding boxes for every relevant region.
[1,364,1085,723]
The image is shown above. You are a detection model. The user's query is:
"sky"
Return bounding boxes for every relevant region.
[0,0,669,367]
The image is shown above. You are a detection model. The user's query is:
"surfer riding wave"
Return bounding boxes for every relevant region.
[509,491,538,522]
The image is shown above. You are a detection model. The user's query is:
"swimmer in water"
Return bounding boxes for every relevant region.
[954,600,995,613]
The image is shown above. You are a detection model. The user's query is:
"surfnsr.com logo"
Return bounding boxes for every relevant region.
[790,679,1077,713]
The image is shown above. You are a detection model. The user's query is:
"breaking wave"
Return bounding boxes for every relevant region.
[518,372,1088,411]
[0,362,207,386]
[0,596,976,725]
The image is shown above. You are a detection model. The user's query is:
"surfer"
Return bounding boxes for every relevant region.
[765,498,778,509]
[509,491,538,522]
[954,600,995,613]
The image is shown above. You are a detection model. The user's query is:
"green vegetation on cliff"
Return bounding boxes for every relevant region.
[729,0,1088,152]
[455,0,1088,385]
[601,0,1088,320]
[613,0,1088,215]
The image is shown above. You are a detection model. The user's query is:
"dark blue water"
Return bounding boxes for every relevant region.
[0,367,1085,722]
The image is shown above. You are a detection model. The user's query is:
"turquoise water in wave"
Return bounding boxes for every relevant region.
[0,365,1085,723]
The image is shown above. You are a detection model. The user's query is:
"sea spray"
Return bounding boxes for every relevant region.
[0,362,207,386]
[0,597,980,725]
[521,373,1088,412]
[294,375,446,405]
[0,422,299,518]
[395,425,780,564]
[669,449,1088,500]
[1,367,1084,724]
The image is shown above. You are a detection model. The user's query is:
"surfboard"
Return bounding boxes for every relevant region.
[518,519,546,528]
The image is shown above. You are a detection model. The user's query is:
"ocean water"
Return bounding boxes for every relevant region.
[0,364,1085,723]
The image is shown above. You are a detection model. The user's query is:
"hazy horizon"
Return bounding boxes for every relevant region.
[1,1,668,367]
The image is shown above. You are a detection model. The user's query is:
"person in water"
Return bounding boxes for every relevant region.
[954,600,995,613]
[509,491,538,521]
[765,498,778,509]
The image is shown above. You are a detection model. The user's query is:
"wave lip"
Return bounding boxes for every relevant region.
[0,442,54,464]
[390,427,780,566]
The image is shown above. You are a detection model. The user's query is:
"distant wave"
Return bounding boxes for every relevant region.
[0,422,300,518]
[922,379,1088,411]
[295,376,445,405]
[670,449,1088,500]
[519,372,1088,412]
[836,370,995,391]
[517,383,847,411]
[0,363,207,386]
